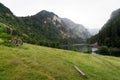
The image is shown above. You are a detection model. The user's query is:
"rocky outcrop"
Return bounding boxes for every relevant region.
[11,38,23,46]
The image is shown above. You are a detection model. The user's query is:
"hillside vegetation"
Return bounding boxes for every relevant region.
[0,43,120,80]
[89,8,120,48]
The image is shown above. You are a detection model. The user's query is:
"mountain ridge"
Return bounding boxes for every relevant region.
[0,3,91,47]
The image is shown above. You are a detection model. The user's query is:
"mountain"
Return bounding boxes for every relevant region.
[88,28,99,35]
[62,18,91,39]
[0,3,91,47]
[89,8,120,48]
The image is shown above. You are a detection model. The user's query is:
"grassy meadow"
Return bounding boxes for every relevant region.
[0,43,120,80]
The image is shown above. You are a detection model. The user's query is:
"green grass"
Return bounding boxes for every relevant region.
[0,39,3,42]
[0,43,120,80]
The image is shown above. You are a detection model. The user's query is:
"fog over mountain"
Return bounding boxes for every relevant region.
[88,28,99,35]
[62,18,91,39]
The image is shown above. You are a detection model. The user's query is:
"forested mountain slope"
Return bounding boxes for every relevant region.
[0,3,91,47]
[89,8,120,48]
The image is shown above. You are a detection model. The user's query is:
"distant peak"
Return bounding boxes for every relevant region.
[34,10,58,18]
[36,10,54,15]
[40,10,49,13]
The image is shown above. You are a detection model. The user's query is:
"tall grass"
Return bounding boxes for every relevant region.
[0,43,120,80]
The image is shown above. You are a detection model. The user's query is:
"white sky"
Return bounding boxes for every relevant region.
[0,0,120,29]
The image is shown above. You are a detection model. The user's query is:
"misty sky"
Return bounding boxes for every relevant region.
[0,0,120,29]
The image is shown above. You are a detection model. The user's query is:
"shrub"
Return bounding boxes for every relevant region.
[0,33,12,40]
[109,48,120,57]
[71,46,77,51]
[83,49,92,54]
[98,46,110,55]
[0,40,13,47]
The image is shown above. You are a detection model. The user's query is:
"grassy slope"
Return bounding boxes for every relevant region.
[0,43,120,80]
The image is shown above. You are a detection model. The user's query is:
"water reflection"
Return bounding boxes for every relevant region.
[92,48,98,54]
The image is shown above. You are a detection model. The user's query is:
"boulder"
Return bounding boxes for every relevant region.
[11,38,23,46]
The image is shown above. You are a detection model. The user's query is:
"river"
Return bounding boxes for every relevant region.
[62,44,98,54]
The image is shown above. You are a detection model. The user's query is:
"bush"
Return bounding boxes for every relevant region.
[71,46,77,51]
[83,49,92,54]
[0,40,14,47]
[109,48,120,57]
[98,46,110,55]
[0,33,12,40]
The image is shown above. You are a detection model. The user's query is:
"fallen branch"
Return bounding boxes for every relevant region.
[74,65,87,78]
